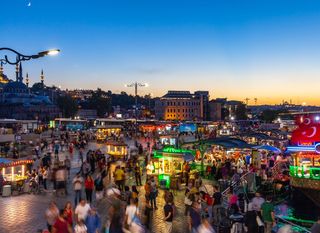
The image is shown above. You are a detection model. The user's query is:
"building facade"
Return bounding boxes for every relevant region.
[155,90,209,121]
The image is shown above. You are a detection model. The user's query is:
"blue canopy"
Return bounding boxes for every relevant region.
[0,158,11,164]
[253,145,281,153]
[183,152,194,162]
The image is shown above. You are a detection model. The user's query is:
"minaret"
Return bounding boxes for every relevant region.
[41,69,44,84]
[26,73,29,87]
[15,63,19,81]
[0,63,3,76]
[18,62,23,82]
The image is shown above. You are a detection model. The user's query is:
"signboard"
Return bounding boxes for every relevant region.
[179,123,197,133]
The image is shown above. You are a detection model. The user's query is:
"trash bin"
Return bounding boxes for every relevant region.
[2,185,11,197]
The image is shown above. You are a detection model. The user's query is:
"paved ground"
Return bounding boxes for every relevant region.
[0,141,213,233]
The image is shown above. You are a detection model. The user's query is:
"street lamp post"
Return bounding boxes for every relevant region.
[126,82,148,137]
[0,47,60,65]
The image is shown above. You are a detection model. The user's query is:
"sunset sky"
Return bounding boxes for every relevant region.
[2,0,320,105]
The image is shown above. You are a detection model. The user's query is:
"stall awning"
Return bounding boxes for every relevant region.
[202,137,254,149]
[253,145,281,153]
[183,152,194,162]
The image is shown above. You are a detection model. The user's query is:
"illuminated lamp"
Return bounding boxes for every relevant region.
[300,116,303,123]
[316,116,320,121]
[316,143,320,154]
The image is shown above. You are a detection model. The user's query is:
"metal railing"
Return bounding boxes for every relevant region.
[275,215,311,233]
[221,171,253,208]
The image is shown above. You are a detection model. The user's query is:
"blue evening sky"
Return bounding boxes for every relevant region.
[1,0,320,104]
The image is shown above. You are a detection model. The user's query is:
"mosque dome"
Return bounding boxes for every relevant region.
[3,81,28,93]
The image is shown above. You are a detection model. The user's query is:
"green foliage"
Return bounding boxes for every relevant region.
[57,94,78,118]
[87,88,112,117]
[260,109,288,123]
[235,103,248,120]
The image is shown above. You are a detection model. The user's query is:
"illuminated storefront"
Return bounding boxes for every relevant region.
[148,147,195,188]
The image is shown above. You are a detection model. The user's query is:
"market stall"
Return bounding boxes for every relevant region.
[1,158,33,196]
[1,158,33,182]
[105,141,128,159]
[96,125,122,142]
[148,147,195,189]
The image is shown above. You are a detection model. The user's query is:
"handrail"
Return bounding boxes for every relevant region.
[275,215,311,233]
[221,171,252,208]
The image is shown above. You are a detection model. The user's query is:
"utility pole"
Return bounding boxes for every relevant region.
[126,82,148,137]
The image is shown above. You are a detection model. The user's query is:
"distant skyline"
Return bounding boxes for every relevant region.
[2,0,320,105]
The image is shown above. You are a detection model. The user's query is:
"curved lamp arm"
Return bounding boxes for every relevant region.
[0,47,60,65]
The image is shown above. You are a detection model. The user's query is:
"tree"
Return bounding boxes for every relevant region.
[57,94,78,118]
[260,109,288,123]
[235,103,248,120]
[87,88,112,117]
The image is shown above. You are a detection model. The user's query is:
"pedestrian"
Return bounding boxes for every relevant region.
[43,166,49,190]
[73,173,84,206]
[114,165,125,191]
[52,209,72,233]
[65,157,71,179]
[85,175,94,203]
[163,196,174,233]
[45,201,59,232]
[64,201,74,228]
[149,176,158,210]
[244,202,259,233]
[134,163,142,186]
[188,200,202,233]
[94,174,104,201]
[252,191,265,212]
[74,219,87,233]
[144,196,152,230]
[131,185,139,203]
[212,185,222,224]
[85,207,101,233]
[261,196,275,233]
[75,199,91,222]
[124,198,142,232]
[184,189,193,216]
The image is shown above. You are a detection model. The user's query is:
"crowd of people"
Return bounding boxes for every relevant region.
[2,128,316,233]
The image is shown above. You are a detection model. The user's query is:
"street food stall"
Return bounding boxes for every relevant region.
[0,158,33,182]
[96,125,122,142]
[105,141,128,159]
[1,158,33,196]
[149,147,195,189]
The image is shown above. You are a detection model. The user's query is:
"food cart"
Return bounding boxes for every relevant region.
[149,147,195,189]
[96,125,122,142]
[105,141,128,159]
[0,158,33,196]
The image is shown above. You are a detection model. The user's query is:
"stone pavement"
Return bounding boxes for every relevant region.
[0,141,215,233]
